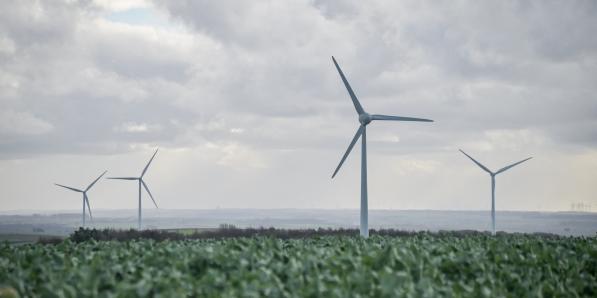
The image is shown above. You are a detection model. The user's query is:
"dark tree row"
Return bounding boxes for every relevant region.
[53,226,564,243]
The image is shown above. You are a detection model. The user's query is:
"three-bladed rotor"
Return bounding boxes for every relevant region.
[459,149,532,176]
[331,56,433,179]
[106,148,159,209]
[55,170,106,223]
[106,148,159,230]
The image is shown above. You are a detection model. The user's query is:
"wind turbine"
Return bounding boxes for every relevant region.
[55,171,106,227]
[330,56,433,238]
[459,149,532,235]
[107,148,159,230]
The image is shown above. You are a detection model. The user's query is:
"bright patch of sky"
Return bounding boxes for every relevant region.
[104,7,179,31]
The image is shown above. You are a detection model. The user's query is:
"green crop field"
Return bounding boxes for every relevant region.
[1,234,595,297]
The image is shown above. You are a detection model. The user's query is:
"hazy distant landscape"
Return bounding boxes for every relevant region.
[1,209,595,238]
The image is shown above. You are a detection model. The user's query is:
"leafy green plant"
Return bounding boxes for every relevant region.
[1,234,595,297]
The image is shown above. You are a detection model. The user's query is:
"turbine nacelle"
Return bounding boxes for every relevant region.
[359,113,372,125]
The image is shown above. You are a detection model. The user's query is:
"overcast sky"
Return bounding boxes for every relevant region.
[0,0,596,212]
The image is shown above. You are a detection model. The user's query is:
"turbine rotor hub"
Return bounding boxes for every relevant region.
[359,113,372,125]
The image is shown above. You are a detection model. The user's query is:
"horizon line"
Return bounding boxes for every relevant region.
[0,208,594,214]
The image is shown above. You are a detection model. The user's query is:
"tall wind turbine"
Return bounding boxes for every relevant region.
[330,56,433,238]
[459,149,532,235]
[55,171,106,227]
[107,148,159,230]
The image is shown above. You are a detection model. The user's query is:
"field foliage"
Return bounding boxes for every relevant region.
[1,234,595,297]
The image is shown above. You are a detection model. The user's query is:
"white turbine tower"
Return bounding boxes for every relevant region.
[330,56,433,238]
[459,149,532,236]
[55,171,107,227]
[107,148,159,230]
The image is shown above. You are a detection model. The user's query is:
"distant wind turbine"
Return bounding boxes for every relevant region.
[107,148,159,230]
[459,149,532,235]
[55,171,106,227]
[330,56,433,238]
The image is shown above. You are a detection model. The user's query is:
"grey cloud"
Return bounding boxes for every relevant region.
[0,0,81,47]
[88,28,192,82]
[0,1,204,158]
[155,1,327,50]
[1,0,597,160]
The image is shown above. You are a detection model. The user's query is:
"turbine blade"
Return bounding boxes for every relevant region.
[141,148,159,177]
[55,184,83,192]
[332,125,365,178]
[495,157,532,175]
[106,177,138,180]
[141,180,158,208]
[332,56,365,115]
[371,114,434,122]
[84,193,92,220]
[85,170,107,192]
[459,149,492,174]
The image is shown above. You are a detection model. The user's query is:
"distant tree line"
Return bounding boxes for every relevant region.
[36,226,565,244]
